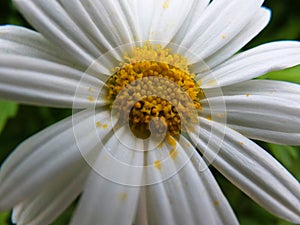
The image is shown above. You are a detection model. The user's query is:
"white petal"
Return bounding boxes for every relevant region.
[191,7,271,74]
[66,0,135,60]
[144,135,191,186]
[0,25,84,70]
[134,187,148,225]
[0,109,112,210]
[116,0,142,45]
[170,0,209,45]
[12,160,90,225]
[87,125,144,186]
[70,175,140,225]
[190,153,239,225]
[13,0,101,66]
[144,136,238,225]
[63,0,132,50]
[189,118,300,223]
[134,0,195,46]
[69,129,143,225]
[0,24,113,81]
[206,80,300,101]
[0,55,107,108]
[201,88,300,145]
[200,41,300,88]
[178,0,263,63]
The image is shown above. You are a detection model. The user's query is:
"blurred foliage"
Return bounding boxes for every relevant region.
[267,144,300,178]
[259,65,300,84]
[0,0,300,225]
[0,100,18,134]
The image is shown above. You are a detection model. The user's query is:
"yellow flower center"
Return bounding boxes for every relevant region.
[106,43,204,139]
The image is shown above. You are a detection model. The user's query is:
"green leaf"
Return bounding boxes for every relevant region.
[267,143,299,168]
[0,211,11,225]
[0,100,18,134]
[258,65,300,84]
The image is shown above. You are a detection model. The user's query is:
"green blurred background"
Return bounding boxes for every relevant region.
[0,0,299,224]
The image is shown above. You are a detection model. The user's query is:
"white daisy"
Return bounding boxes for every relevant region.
[0,0,300,225]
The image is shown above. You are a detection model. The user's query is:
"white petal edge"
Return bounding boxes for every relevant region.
[178,0,264,63]
[170,0,210,46]
[69,128,143,225]
[0,25,85,70]
[136,0,195,46]
[61,0,131,59]
[200,84,300,145]
[143,135,238,225]
[0,55,107,108]
[12,158,90,225]
[69,0,135,61]
[205,80,300,101]
[189,118,300,223]
[191,7,271,74]
[13,0,100,67]
[0,109,113,210]
[87,125,145,186]
[199,41,300,88]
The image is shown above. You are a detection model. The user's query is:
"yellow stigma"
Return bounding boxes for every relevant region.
[106,42,204,139]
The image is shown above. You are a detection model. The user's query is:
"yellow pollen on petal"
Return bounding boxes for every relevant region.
[163,0,170,9]
[217,113,223,118]
[158,141,164,149]
[133,35,138,42]
[214,200,220,206]
[106,42,205,139]
[169,148,178,160]
[154,160,162,170]
[246,93,250,97]
[119,193,128,202]
[206,115,212,121]
[205,79,217,87]
[166,135,177,147]
[238,141,244,146]
[96,121,108,129]
[88,96,95,102]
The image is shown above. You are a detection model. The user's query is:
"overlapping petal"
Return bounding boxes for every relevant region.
[13,0,102,67]
[176,0,264,63]
[69,128,143,225]
[70,172,140,225]
[200,41,300,88]
[13,0,195,63]
[143,136,239,225]
[12,161,89,225]
[64,0,135,61]
[220,80,300,101]
[170,0,210,45]
[0,26,83,69]
[0,109,113,210]
[132,0,195,46]
[191,7,271,74]
[201,80,300,145]
[0,25,109,106]
[0,54,107,108]
[189,118,300,223]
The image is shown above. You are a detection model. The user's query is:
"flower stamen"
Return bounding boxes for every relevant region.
[106,43,204,139]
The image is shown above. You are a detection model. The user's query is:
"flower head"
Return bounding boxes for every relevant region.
[0,0,300,225]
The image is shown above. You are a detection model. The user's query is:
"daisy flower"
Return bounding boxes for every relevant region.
[0,0,300,225]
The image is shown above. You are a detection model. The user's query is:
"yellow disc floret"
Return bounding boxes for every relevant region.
[106,42,204,139]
